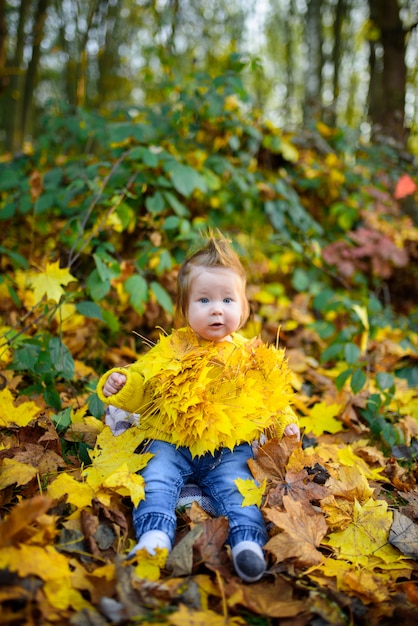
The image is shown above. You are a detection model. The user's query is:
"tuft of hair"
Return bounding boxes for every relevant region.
[176,230,250,327]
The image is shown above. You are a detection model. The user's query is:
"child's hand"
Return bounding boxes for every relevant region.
[103,372,127,397]
[284,423,300,441]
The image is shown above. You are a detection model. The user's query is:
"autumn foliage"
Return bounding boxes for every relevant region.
[0,67,417,625]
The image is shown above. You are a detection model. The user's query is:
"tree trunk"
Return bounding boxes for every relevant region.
[0,0,6,94]
[368,0,407,143]
[4,0,31,152]
[328,0,345,126]
[20,0,50,147]
[303,0,324,124]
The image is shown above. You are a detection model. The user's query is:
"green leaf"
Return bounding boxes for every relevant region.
[93,254,113,282]
[101,308,120,332]
[44,385,62,410]
[291,268,310,292]
[367,393,383,412]
[88,393,105,419]
[51,407,72,433]
[12,344,40,372]
[335,368,353,391]
[320,343,344,363]
[162,215,181,230]
[166,163,207,197]
[0,245,29,269]
[351,368,367,394]
[150,281,174,315]
[124,275,149,314]
[344,342,361,365]
[145,191,165,215]
[310,321,335,340]
[376,372,395,391]
[49,338,75,380]
[163,191,190,217]
[76,301,103,320]
[35,191,56,214]
[86,269,111,301]
[142,148,160,167]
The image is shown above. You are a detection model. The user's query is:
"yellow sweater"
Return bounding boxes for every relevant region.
[97,327,296,457]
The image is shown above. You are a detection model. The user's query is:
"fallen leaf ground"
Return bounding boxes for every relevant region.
[1,344,417,625]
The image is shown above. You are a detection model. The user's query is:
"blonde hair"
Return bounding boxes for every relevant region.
[176,233,250,327]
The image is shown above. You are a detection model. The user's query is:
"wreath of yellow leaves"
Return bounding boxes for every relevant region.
[132,328,295,456]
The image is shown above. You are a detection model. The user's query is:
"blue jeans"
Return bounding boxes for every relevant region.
[132,440,268,549]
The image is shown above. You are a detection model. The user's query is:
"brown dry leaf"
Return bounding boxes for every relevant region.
[265,467,327,510]
[307,589,348,626]
[226,576,305,618]
[188,500,213,524]
[6,442,66,475]
[265,495,327,566]
[193,517,230,574]
[0,495,52,547]
[342,569,391,604]
[398,489,418,520]
[248,437,300,484]
[320,494,354,531]
[389,510,418,559]
[166,525,203,577]
[323,464,374,503]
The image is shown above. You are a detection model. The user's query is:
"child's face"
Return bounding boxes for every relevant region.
[187,266,244,342]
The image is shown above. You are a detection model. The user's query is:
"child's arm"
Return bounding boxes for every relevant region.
[97,365,145,414]
[278,406,300,440]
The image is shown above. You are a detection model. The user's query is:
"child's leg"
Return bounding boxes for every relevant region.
[130,440,193,555]
[199,443,268,581]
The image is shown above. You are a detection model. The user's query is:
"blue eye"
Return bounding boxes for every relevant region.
[224,298,232,304]
[199,297,209,303]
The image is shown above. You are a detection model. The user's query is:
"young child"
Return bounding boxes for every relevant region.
[97,235,299,582]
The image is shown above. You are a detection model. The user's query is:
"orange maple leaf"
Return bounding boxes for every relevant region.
[394,174,417,199]
[265,495,328,566]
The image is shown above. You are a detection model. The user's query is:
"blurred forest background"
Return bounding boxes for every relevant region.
[0,0,417,151]
[1,2,418,625]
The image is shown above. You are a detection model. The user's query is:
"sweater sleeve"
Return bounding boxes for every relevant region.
[275,405,299,439]
[96,365,146,414]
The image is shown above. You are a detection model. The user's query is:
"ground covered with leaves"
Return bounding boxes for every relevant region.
[1,66,418,624]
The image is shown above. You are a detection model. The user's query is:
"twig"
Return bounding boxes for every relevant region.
[67,149,136,267]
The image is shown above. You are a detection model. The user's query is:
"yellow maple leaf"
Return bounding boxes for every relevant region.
[308,559,392,604]
[336,446,390,483]
[325,498,393,566]
[0,389,40,427]
[85,426,151,486]
[132,546,169,581]
[168,604,246,626]
[0,542,90,611]
[31,261,77,304]
[103,463,145,506]
[47,472,96,508]
[0,458,37,489]
[320,465,375,532]
[234,477,266,507]
[82,426,152,505]
[0,543,66,580]
[299,401,343,436]
[44,577,91,611]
